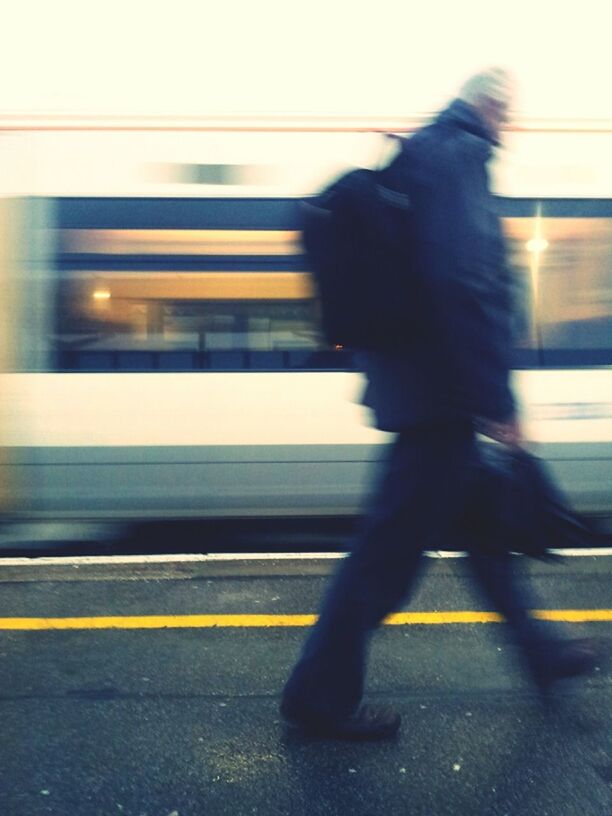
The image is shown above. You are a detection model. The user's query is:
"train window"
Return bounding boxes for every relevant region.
[535,218,612,364]
[53,271,337,371]
[51,198,347,371]
[50,197,612,372]
[504,212,612,365]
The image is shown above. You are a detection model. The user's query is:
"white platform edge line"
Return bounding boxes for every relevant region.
[1,548,612,567]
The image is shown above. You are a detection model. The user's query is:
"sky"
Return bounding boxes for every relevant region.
[1,0,611,119]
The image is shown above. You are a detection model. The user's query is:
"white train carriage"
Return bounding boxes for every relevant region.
[0,117,611,524]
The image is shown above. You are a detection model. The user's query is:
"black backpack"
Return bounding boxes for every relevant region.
[301,157,418,351]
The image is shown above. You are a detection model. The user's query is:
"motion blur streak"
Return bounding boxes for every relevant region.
[0,199,24,514]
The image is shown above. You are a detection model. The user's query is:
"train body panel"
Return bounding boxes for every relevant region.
[3,370,612,520]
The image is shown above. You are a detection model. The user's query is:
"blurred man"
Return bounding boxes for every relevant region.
[280,68,599,740]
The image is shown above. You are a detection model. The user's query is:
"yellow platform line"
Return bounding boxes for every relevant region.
[1,609,612,631]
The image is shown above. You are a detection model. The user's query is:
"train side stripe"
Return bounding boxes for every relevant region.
[1,609,612,630]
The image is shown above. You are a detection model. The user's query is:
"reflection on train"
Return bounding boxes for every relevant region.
[1,119,611,524]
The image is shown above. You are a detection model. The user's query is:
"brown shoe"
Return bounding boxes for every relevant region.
[281,702,401,741]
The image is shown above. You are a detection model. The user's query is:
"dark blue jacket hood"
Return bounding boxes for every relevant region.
[435,98,496,143]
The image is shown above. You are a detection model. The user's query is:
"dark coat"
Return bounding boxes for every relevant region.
[360,99,516,430]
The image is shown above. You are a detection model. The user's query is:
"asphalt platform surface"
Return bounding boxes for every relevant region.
[2,551,612,816]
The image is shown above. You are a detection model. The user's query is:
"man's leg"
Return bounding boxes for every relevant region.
[468,548,600,692]
[281,421,475,725]
[468,549,561,654]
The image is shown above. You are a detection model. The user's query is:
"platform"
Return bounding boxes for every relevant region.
[2,551,612,815]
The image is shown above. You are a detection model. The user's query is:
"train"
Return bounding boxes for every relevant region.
[0,117,610,527]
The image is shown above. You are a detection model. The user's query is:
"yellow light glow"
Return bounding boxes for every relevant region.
[80,272,313,301]
[526,238,549,253]
[93,289,111,301]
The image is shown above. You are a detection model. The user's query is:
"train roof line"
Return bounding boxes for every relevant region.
[0,114,612,134]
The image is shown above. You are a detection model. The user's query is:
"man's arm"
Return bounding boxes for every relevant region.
[412,140,517,424]
[478,416,524,447]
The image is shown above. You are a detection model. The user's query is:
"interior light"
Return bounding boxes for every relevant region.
[93,289,111,301]
[526,238,549,253]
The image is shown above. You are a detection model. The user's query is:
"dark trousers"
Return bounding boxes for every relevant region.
[282,422,560,721]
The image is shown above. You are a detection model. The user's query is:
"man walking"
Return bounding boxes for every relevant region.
[280,68,598,740]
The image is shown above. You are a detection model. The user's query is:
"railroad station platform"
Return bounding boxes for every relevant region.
[2,550,612,816]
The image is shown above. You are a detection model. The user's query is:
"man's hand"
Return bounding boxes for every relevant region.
[479,416,523,448]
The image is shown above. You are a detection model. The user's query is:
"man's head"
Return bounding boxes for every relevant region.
[458,67,515,142]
